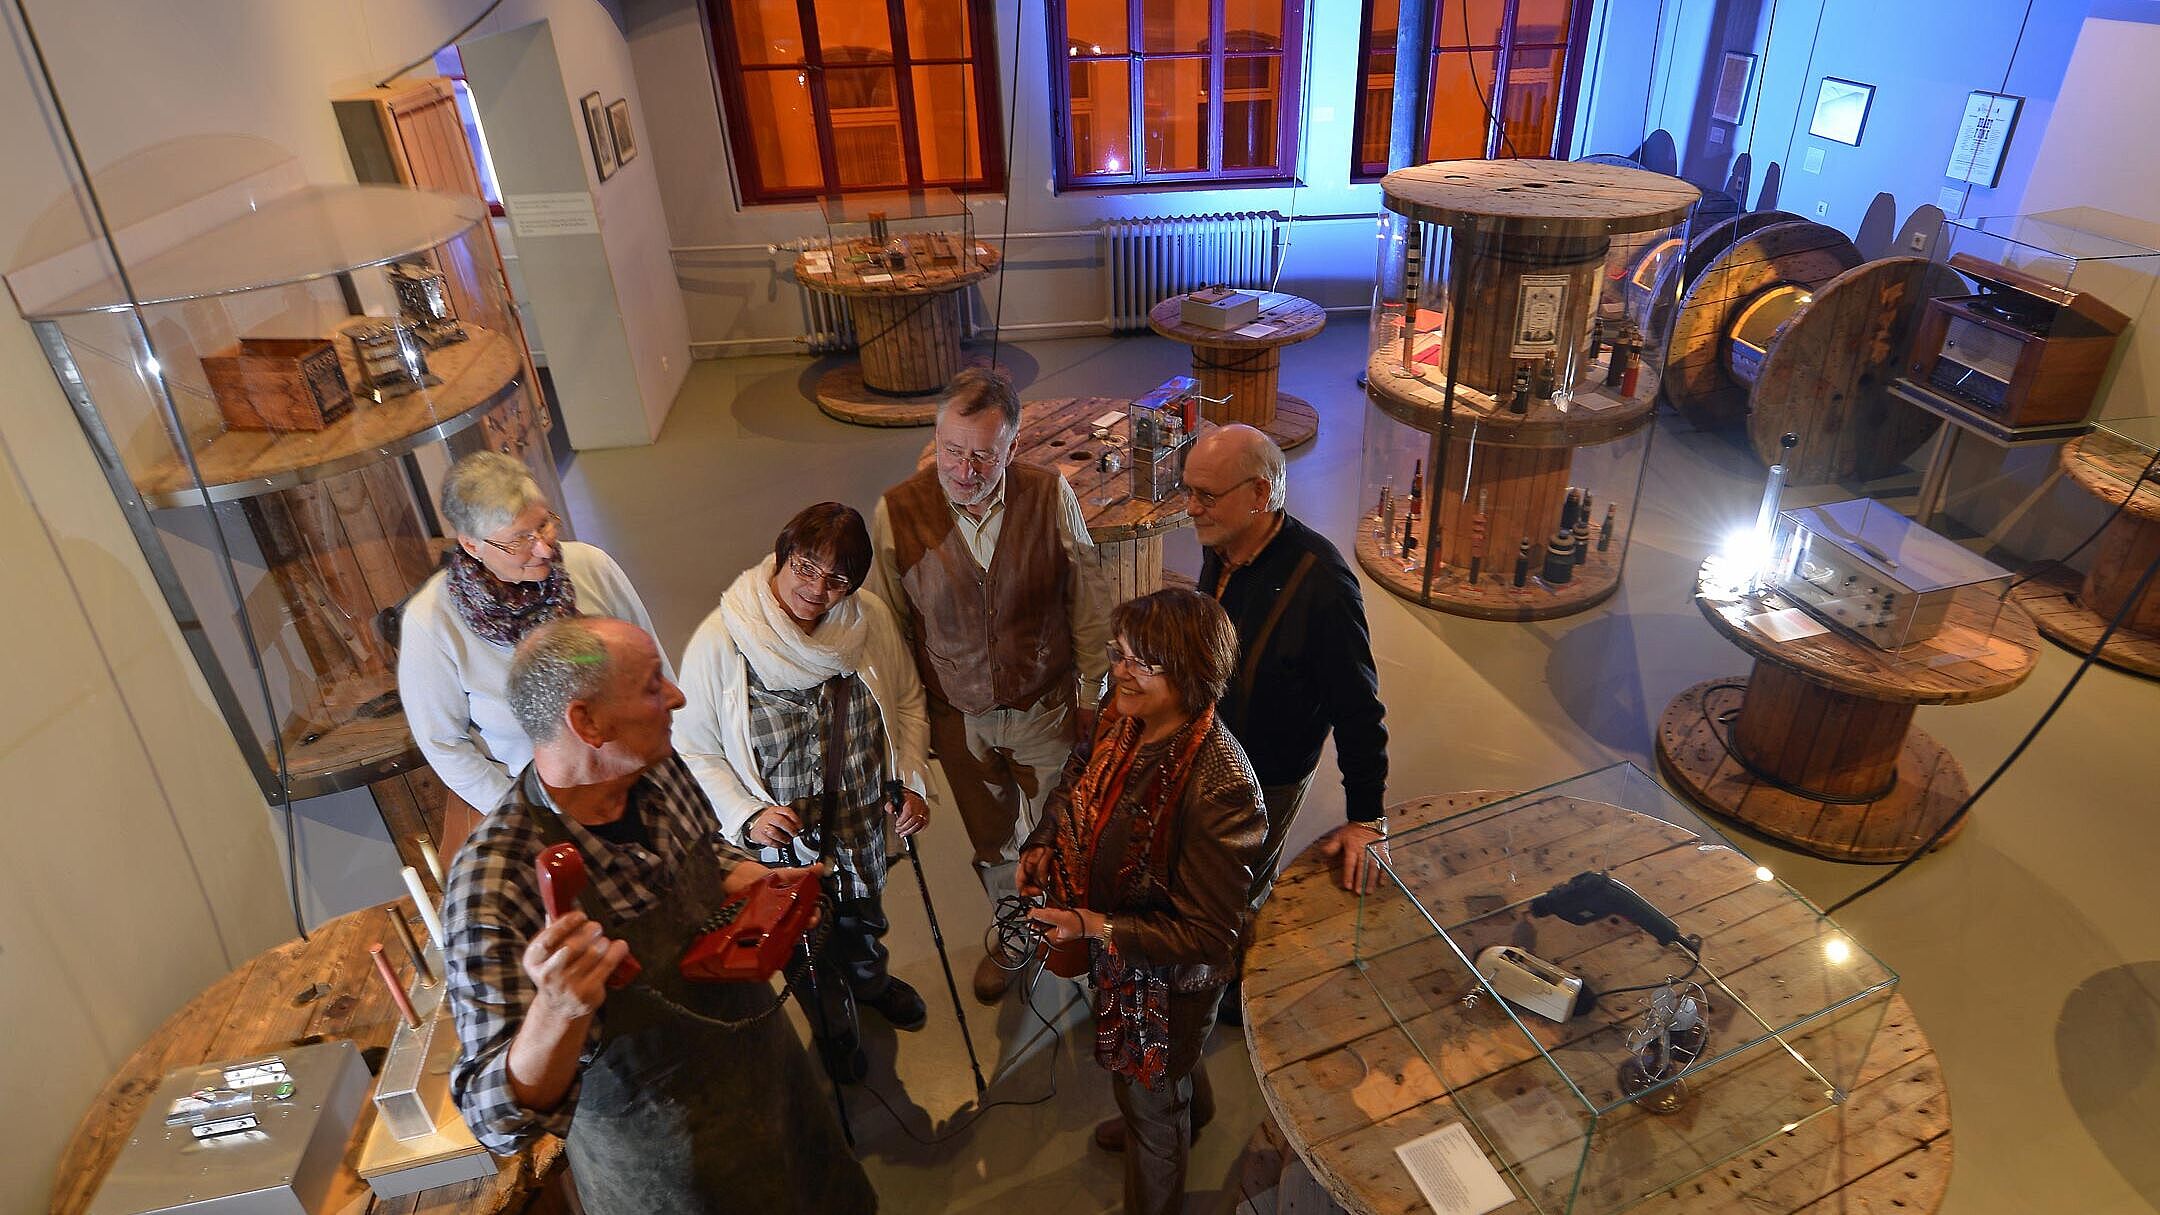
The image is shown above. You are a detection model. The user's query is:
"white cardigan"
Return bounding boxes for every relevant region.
[398,541,669,811]
[673,587,930,849]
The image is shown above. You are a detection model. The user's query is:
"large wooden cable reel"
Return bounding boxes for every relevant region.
[1665,219,1862,432]
[1745,256,1966,484]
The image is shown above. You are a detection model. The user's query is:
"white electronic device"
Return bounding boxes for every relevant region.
[1474,945,1584,1024]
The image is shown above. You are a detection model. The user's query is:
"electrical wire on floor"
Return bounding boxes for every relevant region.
[839,896,1082,1146]
[1824,540,2160,917]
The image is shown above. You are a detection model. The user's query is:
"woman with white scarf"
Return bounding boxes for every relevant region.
[674,502,931,1084]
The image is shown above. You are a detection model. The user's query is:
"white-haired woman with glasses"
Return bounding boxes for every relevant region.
[673,501,933,1084]
[398,451,668,827]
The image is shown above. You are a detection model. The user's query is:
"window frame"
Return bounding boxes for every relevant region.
[706,0,1008,205]
[1046,0,1307,191]
[1349,0,1593,180]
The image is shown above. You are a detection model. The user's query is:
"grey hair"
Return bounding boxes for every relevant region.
[1219,424,1288,510]
[508,618,614,745]
[441,451,544,540]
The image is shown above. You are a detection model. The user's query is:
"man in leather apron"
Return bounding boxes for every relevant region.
[442,616,875,1214]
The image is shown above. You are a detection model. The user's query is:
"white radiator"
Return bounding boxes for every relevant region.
[800,286,856,354]
[1103,212,1282,332]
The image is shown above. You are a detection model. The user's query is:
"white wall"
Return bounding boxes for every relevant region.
[0,1,685,1206]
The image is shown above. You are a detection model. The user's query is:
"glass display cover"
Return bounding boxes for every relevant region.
[817,187,984,278]
[1357,762,1898,1215]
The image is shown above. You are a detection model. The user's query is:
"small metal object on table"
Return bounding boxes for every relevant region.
[2007,422,2160,681]
[1891,377,2093,528]
[1146,291,1326,451]
[1242,790,1952,1215]
[798,236,1003,427]
[917,396,1192,601]
[53,901,564,1215]
[1656,558,2041,863]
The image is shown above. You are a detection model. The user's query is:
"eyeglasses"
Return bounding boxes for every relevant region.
[786,554,854,593]
[1181,476,1258,510]
[939,442,1009,470]
[1105,642,1165,678]
[479,512,562,558]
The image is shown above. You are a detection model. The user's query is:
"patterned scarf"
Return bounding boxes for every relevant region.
[1047,703,1216,1091]
[445,547,578,648]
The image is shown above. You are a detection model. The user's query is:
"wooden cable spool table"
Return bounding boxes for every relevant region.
[54,900,562,1215]
[1243,789,1950,1214]
[798,235,1002,427]
[917,396,1194,601]
[2007,427,2160,680]
[1146,291,1326,451]
[1657,560,2041,862]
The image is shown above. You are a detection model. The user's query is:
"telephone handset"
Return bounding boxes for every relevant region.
[535,842,643,989]
[679,868,819,983]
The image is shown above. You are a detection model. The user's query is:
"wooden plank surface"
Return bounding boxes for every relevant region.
[1749,258,1964,485]
[1364,322,1659,446]
[53,902,561,1215]
[1147,291,1326,349]
[793,233,1000,297]
[2008,565,2160,681]
[1692,562,2039,705]
[1379,160,1700,235]
[2062,431,2160,520]
[1244,790,1949,1214]
[136,326,521,500]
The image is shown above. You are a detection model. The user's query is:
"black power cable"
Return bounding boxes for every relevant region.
[1825,540,2160,917]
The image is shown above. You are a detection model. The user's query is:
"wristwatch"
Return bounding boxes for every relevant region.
[1355,818,1388,837]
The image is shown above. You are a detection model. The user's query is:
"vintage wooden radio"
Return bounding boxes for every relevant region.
[1906,251,2128,427]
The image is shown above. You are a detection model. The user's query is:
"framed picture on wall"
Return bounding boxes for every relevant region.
[1711,52,1755,124]
[582,91,616,180]
[606,99,637,166]
[1809,77,1875,146]
[1947,91,2022,187]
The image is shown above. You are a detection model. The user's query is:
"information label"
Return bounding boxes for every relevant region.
[1395,1122,1513,1215]
[506,192,600,238]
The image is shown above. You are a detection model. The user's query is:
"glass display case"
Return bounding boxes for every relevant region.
[818,187,983,279]
[7,182,557,820]
[1362,160,1698,619]
[1768,499,2010,651]
[1357,762,1898,1214]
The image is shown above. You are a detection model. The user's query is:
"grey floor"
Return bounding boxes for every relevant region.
[557,324,2160,1214]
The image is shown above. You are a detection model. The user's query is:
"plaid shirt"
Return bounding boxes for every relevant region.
[743,669,888,901]
[443,753,753,1154]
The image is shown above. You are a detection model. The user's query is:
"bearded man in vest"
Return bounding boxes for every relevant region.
[868,368,1112,1003]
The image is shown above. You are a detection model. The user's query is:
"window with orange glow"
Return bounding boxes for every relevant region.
[1052,0,1303,188]
[1352,0,1583,178]
[707,0,1004,203]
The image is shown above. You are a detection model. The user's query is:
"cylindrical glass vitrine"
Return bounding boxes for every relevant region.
[1361,160,1698,619]
[8,183,562,864]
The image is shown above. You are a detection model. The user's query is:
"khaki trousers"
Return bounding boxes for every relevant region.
[924,692,1077,900]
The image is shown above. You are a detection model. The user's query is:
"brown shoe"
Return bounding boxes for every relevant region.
[972,951,1012,1005]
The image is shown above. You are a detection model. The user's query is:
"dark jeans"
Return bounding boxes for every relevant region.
[1110,988,1221,1215]
[796,888,893,1054]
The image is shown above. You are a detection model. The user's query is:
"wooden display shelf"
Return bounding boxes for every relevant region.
[53,899,564,1215]
[1353,519,1623,621]
[1146,292,1327,451]
[1658,562,2040,861]
[792,233,999,297]
[1364,314,1657,447]
[1380,159,1700,233]
[136,325,522,506]
[1243,789,1952,1215]
[815,348,1000,427]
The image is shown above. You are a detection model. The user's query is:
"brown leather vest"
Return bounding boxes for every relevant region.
[884,464,1075,715]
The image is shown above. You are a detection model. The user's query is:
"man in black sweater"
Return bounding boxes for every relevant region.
[1184,424,1391,922]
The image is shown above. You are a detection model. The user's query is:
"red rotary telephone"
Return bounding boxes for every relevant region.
[679,868,820,983]
[535,842,643,989]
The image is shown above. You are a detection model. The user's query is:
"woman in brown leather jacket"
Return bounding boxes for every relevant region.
[1021,588,1266,1215]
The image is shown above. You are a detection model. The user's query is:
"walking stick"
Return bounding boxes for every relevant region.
[792,932,856,1147]
[889,781,989,1095]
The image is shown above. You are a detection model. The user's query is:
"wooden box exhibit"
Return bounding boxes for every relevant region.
[1907,251,2128,427]
[204,336,354,431]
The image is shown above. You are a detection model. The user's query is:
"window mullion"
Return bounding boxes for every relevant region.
[1491,0,1520,157]
[796,0,843,193]
[1129,0,1146,180]
[886,0,926,187]
[1207,0,1225,174]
